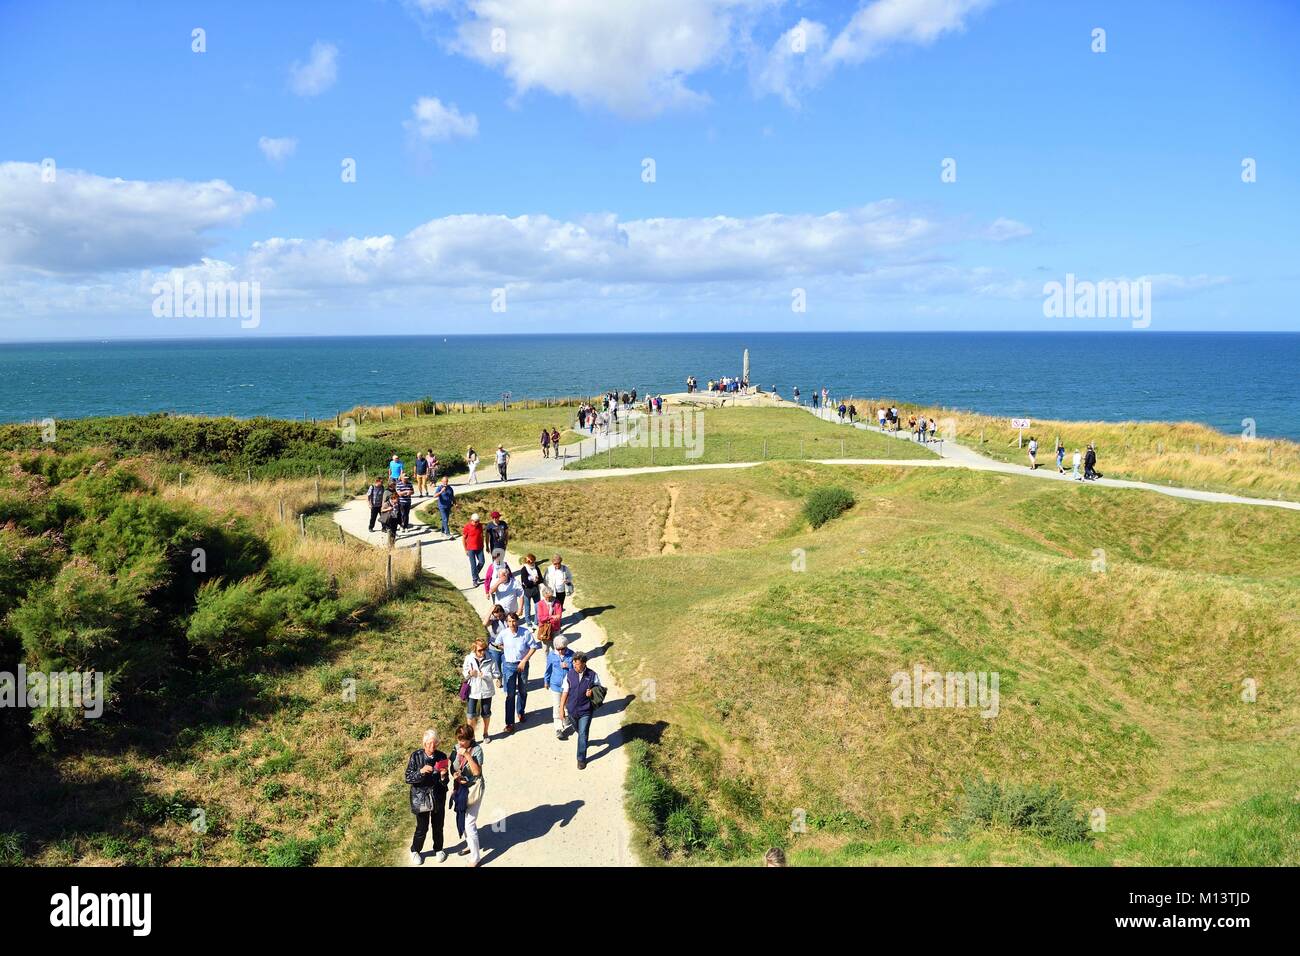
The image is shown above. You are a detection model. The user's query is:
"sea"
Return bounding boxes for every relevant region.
[1,332,1297,440]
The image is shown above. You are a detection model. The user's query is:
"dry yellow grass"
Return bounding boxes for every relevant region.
[147,463,417,603]
[839,398,1300,500]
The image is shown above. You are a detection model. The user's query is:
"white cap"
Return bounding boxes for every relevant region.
[470,512,480,521]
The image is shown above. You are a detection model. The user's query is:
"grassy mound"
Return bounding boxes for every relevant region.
[491,462,1300,865]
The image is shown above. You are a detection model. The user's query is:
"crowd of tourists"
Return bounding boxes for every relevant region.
[381,440,608,868]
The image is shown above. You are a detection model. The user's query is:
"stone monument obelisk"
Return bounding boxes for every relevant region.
[742,348,750,387]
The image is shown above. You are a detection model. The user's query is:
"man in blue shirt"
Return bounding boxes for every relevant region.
[433,477,455,536]
[389,454,404,480]
[498,614,540,733]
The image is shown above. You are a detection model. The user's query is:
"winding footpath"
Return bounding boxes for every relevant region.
[335,400,1297,867]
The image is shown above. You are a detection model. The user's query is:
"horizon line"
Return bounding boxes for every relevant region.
[4,329,1297,347]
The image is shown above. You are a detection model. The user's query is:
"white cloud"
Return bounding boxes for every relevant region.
[757,0,995,104]
[827,0,993,65]
[404,97,479,141]
[753,18,830,107]
[0,162,271,274]
[289,41,339,96]
[984,217,1031,241]
[436,0,752,117]
[258,136,298,165]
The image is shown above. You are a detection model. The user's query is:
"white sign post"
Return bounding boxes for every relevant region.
[1010,418,1032,448]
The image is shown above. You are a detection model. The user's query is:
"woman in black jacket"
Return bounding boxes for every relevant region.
[406,729,450,865]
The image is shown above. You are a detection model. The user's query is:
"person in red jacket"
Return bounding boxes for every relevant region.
[462,512,486,586]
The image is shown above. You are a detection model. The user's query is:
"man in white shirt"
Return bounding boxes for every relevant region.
[490,567,524,617]
[495,445,510,482]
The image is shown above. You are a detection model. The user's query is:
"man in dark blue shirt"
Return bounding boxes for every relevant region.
[560,654,601,770]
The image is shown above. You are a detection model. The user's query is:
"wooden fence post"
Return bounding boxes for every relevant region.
[338,524,345,545]
[300,514,306,538]
[386,554,393,592]
[279,500,285,522]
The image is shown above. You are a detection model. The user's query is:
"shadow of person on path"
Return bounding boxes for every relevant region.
[475,799,584,865]
[581,640,614,661]
[575,604,615,622]
[585,707,655,764]
[583,713,662,764]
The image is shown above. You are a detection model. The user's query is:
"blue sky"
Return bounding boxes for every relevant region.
[1,0,1297,339]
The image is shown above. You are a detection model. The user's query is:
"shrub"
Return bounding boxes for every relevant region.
[802,486,856,528]
[949,778,1091,843]
[8,558,163,746]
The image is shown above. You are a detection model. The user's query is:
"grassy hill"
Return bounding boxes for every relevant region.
[458,462,1300,865]
[564,406,938,469]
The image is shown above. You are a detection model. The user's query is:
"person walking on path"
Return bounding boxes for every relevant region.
[389,454,404,481]
[1056,438,1066,474]
[414,451,429,497]
[544,633,574,739]
[406,729,451,865]
[395,472,414,530]
[488,565,524,620]
[380,480,400,549]
[543,555,574,629]
[519,553,543,626]
[486,511,510,557]
[449,724,485,866]
[366,476,385,532]
[495,445,511,482]
[483,605,507,673]
[462,512,486,586]
[1084,443,1100,480]
[462,638,501,742]
[540,428,552,459]
[550,427,561,460]
[426,450,439,486]
[560,653,602,770]
[536,586,563,633]
[466,446,479,484]
[1027,436,1039,470]
[433,476,455,536]
[499,613,541,732]
[1071,448,1083,480]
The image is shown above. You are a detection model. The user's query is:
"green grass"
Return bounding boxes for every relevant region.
[564,406,938,469]
[489,462,1300,866]
[352,402,585,472]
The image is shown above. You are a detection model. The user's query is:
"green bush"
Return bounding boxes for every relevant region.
[949,778,1091,843]
[802,486,856,528]
[8,558,162,746]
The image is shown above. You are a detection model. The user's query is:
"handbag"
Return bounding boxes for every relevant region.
[459,680,471,702]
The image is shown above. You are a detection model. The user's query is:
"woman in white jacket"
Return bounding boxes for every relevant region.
[462,638,502,741]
